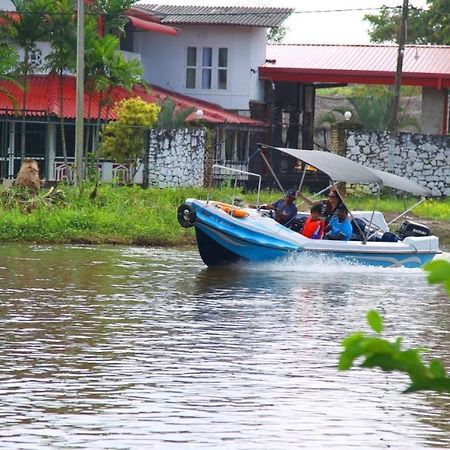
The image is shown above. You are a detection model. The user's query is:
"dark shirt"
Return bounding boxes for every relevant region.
[318,200,341,224]
[271,199,298,225]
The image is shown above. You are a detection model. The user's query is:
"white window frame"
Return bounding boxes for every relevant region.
[184,46,229,92]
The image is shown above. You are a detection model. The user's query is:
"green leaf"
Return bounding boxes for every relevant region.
[341,332,365,348]
[405,377,450,393]
[424,260,450,284]
[367,310,383,333]
[429,359,447,378]
[362,337,394,354]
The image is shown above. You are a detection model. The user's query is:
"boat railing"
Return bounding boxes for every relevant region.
[211,164,262,207]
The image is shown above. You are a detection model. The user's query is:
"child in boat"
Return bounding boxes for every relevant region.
[301,204,325,239]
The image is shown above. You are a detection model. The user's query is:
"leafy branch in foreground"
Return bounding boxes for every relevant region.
[339,260,450,394]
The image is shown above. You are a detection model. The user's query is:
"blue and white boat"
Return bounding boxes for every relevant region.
[177,148,441,268]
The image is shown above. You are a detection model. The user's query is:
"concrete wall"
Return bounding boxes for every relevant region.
[147,128,205,187]
[0,0,14,10]
[136,25,266,111]
[421,88,448,135]
[346,131,450,196]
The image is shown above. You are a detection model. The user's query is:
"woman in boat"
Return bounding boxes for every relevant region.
[297,188,344,224]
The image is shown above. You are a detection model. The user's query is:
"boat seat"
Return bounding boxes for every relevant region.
[350,218,366,241]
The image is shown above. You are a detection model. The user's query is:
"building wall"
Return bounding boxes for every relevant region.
[421,87,448,135]
[136,25,266,111]
[346,131,450,196]
[147,128,205,187]
[0,0,14,10]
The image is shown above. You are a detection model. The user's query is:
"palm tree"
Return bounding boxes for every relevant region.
[1,0,52,160]
[82,16,142,182]
[316,87,421,133]
[89,0,138,36]
[45,0,77,183]
[0,31,20,109]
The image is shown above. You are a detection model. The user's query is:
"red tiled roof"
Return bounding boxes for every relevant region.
[260,44,450,88]
[0,74,265,127]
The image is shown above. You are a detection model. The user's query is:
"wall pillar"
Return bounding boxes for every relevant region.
[421,87,448,135]
[47,123,56,180]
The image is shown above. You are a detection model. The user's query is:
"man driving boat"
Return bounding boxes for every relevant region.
[264,189,298,226]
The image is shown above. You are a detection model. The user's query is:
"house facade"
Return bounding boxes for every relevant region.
[0,3,287,182]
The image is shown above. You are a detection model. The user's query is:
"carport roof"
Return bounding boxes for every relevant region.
[260,44,450,89]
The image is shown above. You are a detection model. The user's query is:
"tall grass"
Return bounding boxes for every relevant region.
[0,184,448,246]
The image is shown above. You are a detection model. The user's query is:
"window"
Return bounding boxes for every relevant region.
[185,46,229,90]
[186,47,197,89]
[218,48,228,90]
[201,47,212,89]
[30,48,42,68]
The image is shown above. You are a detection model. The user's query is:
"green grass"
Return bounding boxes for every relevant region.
[0,184,448,246]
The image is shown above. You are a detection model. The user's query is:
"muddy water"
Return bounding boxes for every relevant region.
[0,245,449,449]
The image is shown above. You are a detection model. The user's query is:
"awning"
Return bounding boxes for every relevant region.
[371,169,432,197]
[272,147,431,196]
[126,16,177,36]
[274,147,382,184]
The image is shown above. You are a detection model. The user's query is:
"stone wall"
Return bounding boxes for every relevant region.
[148,128,205,187]
[346,131,450,196]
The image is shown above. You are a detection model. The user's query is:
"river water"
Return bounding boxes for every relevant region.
[0,244,449,449]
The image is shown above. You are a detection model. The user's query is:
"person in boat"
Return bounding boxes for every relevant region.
[297,188,344,224]
[264,189,298,226]
[301,204,325,239]
[324,204,353,241]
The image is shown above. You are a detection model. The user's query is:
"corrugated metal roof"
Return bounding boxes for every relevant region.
[260,44,450,88]
[136,4,293,27]
[0,74,265,127]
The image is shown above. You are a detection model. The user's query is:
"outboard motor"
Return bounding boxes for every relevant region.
[398,220,431,240]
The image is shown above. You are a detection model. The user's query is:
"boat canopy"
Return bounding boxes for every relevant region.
[275,148,382,184]
[273,147,431,196]
[370,169,432,196]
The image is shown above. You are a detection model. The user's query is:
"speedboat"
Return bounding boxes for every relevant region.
[177,148,441,268]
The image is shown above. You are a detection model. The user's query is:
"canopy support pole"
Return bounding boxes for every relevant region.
[387,197,427,226]
[257,147,285,194]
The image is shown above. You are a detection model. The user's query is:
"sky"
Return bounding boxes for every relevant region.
[139,0,429,44]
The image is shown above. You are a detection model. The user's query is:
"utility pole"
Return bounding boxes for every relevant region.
[74,0,85,185]
[387,0,409,170]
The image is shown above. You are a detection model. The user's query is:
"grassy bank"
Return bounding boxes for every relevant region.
[0,184,448,246]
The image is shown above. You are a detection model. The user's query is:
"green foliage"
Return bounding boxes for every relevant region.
[339,309,450,393]
[45,0,77,74]
[317,86,421,132]
[89,0,139,36]
[100,97,160,163]
[3,0,52,75]
[424,260,450,295]
[364,1,449,45]
[0,44,19,78]
[267,26,287,43]
[157,97,195,129]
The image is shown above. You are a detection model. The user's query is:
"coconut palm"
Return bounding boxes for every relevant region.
[0,31,20,109]
[45,0,77,183]
[316,86,421,133]
[1,0,52,160]
[89,0,138,36]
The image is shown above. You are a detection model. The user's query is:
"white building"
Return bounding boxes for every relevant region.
[132,4,293,113]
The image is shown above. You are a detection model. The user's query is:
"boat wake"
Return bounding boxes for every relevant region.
[235,252,423,275]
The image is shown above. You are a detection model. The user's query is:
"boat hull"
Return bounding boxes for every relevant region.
[183,200,440,268]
